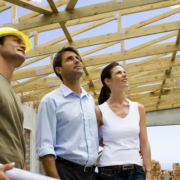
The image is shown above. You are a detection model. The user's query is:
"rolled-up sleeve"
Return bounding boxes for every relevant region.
[36,98,57,160]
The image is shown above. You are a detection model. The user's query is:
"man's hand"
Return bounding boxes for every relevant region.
[139,150,142,158]
[0,162,15,180]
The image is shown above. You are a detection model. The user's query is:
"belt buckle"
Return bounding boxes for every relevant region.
[123,165,134,170]
[84,166,92,172]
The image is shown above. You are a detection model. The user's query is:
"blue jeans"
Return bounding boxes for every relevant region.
[98,165,145,180]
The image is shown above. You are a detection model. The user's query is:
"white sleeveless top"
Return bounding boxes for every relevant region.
[98,99,142,167]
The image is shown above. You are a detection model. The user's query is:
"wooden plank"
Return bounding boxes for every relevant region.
[129,31,178,52]
[141,55,180,65]
[26,21,180,58]
[144,99,180,108]
[11,5,17,21]
[65,0,78,11]
[12,74,47,88]
[59,22,73,42]
[47,0,59,13]
[126,6,180,30]
[0,5,10,12]
[0,0,5,7]
[84,78,180,95]
[3,0,168,31]
[20,0,180,34]
[129,71,180,86]
[17,18,114,69]
[13,43,180,81]
[82,43,180,67]
[19,0,68,20]
[13,64,180,93]
[14,76,60,93]
[12,65,52,81]
[92,88,180,102]
[20,0,180,35]
[16,55,49,70]
[5,0,52,14]
[157,30,180,107]
[23,83,180,103]
[145,103,180,112]
[41,17,114,47]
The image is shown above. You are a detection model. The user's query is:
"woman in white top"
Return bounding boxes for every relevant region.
[95,62,151,180]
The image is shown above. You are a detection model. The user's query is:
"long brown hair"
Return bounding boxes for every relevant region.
[98,62,121,105]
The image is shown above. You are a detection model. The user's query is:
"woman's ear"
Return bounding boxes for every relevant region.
[104,78,111,86]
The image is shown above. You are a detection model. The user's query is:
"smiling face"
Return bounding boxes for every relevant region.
[105,65,129,92]
[55,50,83,81]
[0,35,26,67]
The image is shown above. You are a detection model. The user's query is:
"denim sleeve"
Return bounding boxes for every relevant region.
[36,99,57,160]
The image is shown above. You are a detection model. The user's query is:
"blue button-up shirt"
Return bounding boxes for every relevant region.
[36,84,99,166]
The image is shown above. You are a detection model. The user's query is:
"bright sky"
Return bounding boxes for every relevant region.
[1,0,180,170]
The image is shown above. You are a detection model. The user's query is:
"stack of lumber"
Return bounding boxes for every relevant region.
[169,170,174,180]
[159,169,170,180]
[151,160,161,180]
[173,163,180,180]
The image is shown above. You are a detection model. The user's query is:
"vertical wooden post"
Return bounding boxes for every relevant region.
[34,33,39,48]
[117,14,126,66]
[11,5,17,21]
[50,54,54,68]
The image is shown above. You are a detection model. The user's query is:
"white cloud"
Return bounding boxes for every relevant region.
[170,5,180,9]
[31,0,43,3]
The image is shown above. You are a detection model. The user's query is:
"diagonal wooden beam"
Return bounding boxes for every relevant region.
[59,22,73,42]
[5,0,52,14]
[47,0,59,13]
[65,0,78,11]
[3,0,168,31]
[0,0,6,7]
[126,6,180,30]
[19,0,68,20]
[0,5,10,12]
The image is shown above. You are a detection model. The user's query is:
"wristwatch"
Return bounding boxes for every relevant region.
[145,169,152,174]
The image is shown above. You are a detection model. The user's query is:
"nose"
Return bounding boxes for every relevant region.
[74,57,81,64]
[20,43,26,52]
[123,72,127,78]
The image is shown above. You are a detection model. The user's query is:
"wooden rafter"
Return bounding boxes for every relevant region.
[3,0,168,31]
[65,0,78,11]
[20,0,180,36]
[47,0,59,13]
[5,0,52,14]
[1,0,180,111]
[25,21,180,58]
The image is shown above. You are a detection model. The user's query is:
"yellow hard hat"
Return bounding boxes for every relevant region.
[0,27,32,53]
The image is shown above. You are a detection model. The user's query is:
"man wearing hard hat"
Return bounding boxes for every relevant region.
[0,27,31,179]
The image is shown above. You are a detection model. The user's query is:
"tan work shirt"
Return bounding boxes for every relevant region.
[0,73,25,169]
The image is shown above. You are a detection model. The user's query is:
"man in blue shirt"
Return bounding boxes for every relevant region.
[36,47,99,180]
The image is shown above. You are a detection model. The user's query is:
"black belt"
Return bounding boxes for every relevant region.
[56,156,96,173]
[99,164,135,171]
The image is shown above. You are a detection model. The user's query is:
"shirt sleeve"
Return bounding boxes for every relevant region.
[36,98,57,160]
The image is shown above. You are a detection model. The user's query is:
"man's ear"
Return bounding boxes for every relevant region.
[55,66,62,75]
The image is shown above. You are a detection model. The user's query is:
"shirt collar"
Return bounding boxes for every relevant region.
[60,83,90,99]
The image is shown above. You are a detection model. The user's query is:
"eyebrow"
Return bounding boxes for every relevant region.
[13,37,25,44]
[116,70,126,73]
[65,55,79,59]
